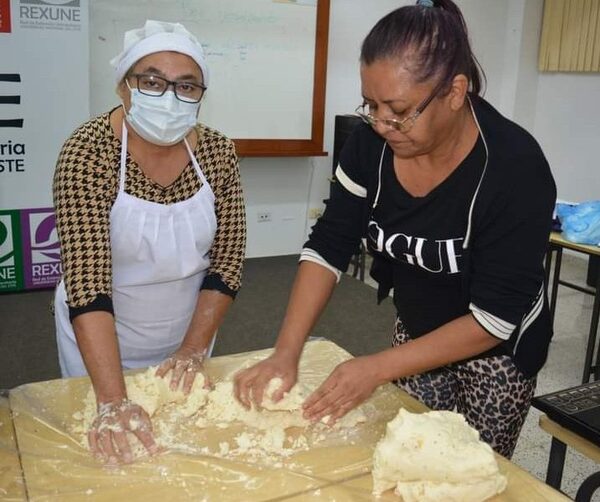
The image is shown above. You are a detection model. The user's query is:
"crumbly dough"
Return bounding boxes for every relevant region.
[197,377,366,431]
[261,377,308,411]
[73,366,209,441]
[372,409,507,501]
[265,376,368,429]
[197,380,309,431]
[72,371,367,461]
[195,377,367,458]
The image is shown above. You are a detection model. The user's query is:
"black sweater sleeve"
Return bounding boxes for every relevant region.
[469,148,556,339]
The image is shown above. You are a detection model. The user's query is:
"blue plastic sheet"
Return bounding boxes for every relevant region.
[556,201,600,246]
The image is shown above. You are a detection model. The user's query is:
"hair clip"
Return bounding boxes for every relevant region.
[416,0,435,7]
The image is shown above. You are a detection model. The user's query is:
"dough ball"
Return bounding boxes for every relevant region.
[261,377,308,411]
[372,409,507,501]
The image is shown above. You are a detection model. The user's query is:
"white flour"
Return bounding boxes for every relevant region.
[71,368,368,463]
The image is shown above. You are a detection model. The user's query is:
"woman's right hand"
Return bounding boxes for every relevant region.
[233,349,299,410]
[88,399,160,465]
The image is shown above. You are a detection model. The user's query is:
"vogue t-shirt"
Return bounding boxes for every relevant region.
[367,136,486,337]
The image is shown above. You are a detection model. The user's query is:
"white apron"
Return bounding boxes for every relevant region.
[55,124,217,377]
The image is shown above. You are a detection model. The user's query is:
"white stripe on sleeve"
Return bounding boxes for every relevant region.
[299,248,342,282]
[335,165,367,198]
[469,303,516,340]
[512,285,545,353]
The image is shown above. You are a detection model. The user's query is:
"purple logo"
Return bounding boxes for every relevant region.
[30,213,60,261]
[21,208,62,289]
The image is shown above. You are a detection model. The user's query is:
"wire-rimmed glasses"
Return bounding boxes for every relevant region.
[355,88,439,133]
[129,73,206,103]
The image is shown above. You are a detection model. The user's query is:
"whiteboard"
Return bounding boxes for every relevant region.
[90,0,320,143]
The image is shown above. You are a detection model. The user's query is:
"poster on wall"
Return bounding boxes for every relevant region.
[0,210,24,291]
[20,208,61,289]
[0,0,89,292]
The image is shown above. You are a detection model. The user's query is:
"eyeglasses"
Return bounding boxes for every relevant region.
[355,88,439,133]
[128,73,207,103]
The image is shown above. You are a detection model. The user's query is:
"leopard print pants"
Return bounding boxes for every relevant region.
[392,317,536,458]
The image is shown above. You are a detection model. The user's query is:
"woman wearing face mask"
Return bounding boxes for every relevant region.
[235,0,556,459]
[53,20,246,464]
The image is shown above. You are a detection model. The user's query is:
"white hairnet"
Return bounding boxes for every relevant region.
[110,20,209,87]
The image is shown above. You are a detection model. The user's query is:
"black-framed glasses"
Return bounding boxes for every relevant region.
[128,73,206,103]
[355,87,439,133]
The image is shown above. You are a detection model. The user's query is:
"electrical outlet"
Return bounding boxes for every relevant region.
[308,208,323,219]
[257,211,272,223]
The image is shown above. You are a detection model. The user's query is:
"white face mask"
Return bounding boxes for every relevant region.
[124,87,200,146]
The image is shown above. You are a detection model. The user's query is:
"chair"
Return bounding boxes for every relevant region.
[330,114,368,281]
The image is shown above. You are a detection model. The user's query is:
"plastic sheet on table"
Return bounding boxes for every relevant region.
[8,340,425,501]
[0,394,27,501]
[286,466,572,502]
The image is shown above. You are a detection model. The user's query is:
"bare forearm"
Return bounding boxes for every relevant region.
[373,314,502,383]
[180,289,233,353]
[72,311,126,405]
[275,261,338,359]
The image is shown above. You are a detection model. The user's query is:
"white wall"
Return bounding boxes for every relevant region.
[533,74,600,203]
[494,0,600,204]
[240,157,315,257]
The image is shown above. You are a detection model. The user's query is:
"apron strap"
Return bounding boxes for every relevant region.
[119,121,129,193]
[183,136,209,187]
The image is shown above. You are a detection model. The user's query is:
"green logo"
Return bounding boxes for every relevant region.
[0,219,15,265]
[0,210,24,292]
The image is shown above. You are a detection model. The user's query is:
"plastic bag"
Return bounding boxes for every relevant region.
[556,201,600,246]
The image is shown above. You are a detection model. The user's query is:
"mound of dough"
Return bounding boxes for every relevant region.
[196,377,367,432]
[197,381,309,431]
[261,377,368,428]
[127,367,208,417]
[372,409,507,501]
[75,366,209,436]
[261,377,309,411]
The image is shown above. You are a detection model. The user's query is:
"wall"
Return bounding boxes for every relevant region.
[498,0,600,204]
[239,157,315,257]
[533,74,600,203]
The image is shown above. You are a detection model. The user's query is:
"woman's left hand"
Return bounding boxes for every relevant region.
[302,355,385,424]
[155,346,210,394]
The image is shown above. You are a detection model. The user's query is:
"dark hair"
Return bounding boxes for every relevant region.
[360,0,485,96]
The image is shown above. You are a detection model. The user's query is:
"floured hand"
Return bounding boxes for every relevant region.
[233,349,299,410]
[155,346,210,394]
[88,399,160,465]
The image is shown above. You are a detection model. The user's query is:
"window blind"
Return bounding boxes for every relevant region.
[539,0,600,72]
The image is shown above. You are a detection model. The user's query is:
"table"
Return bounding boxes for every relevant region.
[280,456,570,501]
[2,341,568,501]
[0,396,27,501]
[545,232,600,382]
[540,414,600,502]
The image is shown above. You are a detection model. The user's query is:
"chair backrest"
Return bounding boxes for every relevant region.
[332,114,363,175]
